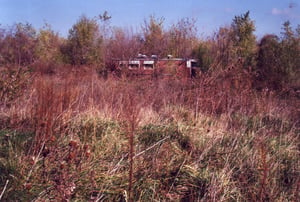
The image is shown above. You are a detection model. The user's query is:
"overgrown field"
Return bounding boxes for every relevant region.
[0,67,299,201]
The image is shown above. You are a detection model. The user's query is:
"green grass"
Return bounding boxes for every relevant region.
[0,71,299,201]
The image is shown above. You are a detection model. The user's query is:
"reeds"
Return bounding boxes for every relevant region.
[0,66,299,201]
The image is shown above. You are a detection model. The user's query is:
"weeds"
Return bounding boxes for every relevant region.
[0,67,31,105]
[0,68,299,201]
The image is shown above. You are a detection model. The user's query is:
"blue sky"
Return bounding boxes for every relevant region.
[1,0,299,38]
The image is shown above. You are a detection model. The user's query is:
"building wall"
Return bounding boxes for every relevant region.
[116,57,199,78]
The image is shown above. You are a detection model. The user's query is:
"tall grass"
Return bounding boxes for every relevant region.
[0,66,299,201]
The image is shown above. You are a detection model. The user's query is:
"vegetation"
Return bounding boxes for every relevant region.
[0,11,299,201]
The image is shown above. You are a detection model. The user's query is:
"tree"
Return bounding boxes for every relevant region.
[211,26,236,69]
[107,27,142,59]
[66,15,102,65]
[279,21,300,88]
[192,41,212,72]
[167,18,198,57]
[257,34,282,90]
[231,11,256,68]
[208,12,256,71]
[98,11,112,71]
[281,21,294,41]
[256,22,300,91]
[98,11,112,22]
[0,25,5,64]
[35,24,63,64]
[106,27,143,71]
[0,23,37,66]
[141,15,166,57]
[296,24,300,38]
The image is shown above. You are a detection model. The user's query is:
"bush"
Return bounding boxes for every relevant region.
[138,123,191,151]
[71,116,120,143]
[0,67,30,104]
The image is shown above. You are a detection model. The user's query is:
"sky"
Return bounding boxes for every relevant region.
[1,0,300,39]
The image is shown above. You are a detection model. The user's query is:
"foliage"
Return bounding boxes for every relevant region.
[231,11,257,68]
[192,42,212,72]
[211,26,236,69]
[105,27,142,71]
[35,24,63,65]
[65,15,102,65]
[141,15,166,57]
[0,12,300,201]
[167,17,198,57]
[1,70,299,201]
[0,67,31,104]
[257,34,283,90]
[140,16,198,58]
[256,21,300,91]
[0,23,37,66]
[279,21,300,89]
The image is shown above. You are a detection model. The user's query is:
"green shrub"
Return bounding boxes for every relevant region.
[0,67,30,104]
[137,123,192,151]
[71,116,120,143]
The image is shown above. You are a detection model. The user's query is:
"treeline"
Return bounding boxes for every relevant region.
[0,11,299,91]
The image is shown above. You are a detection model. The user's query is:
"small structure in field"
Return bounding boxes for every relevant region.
[114,54,200,78]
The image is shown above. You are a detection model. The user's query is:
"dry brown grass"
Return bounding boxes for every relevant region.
[0,66,299,201]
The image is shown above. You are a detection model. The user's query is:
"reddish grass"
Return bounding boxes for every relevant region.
[0,65,299,201]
